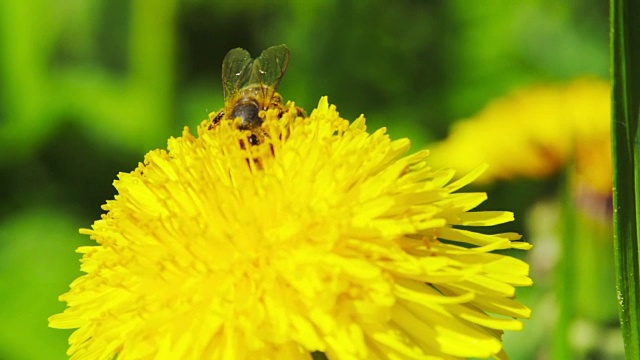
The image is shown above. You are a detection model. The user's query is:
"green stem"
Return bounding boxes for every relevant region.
[611,0,640,358]
[310,351,328,360]
[553,171,575,359]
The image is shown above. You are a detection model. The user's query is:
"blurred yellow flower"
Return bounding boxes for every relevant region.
[50,97,532,359]
[430,78,611,195]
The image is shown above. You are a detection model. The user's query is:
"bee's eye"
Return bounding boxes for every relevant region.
[248,134,260,146]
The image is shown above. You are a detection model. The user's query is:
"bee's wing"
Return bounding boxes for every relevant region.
[221,48,253,101]
[251,45,290,90]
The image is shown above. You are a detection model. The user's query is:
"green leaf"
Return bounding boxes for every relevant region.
[611,0,640,358]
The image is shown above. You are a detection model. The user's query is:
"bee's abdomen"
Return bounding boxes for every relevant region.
[230,98,261,130]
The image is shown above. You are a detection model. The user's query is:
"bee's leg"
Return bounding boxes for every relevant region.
[295,106,307,118]
[242,134,264,171]
[208,111,225,130]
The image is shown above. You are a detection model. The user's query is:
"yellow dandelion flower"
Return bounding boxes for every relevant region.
[50,96,531,359]
[429,78,611,195]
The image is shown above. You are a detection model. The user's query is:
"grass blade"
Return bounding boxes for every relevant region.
[611,0,640,357]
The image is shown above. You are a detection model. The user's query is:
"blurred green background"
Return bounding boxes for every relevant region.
[0,0,612,359]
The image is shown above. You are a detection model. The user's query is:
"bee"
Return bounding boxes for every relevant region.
[211,44,303,146]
